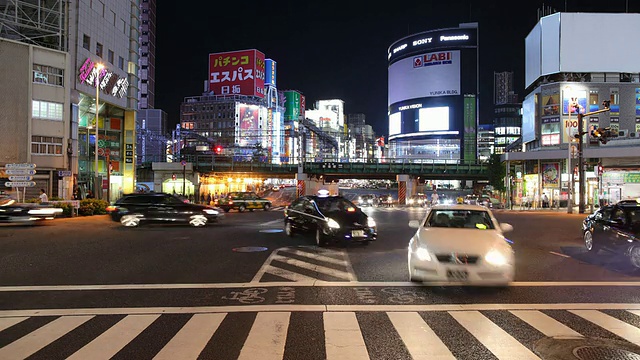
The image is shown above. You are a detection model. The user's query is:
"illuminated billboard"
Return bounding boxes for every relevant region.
[265,59,276,87]
[236,104,260,147]
[209,49,266,98]
[389,112,401,135]
[388,51,460,106]
[419,107,449,131]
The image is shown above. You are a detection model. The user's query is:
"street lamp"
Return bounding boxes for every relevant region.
[94,63,104,199]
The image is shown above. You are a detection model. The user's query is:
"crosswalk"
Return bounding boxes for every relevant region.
[1,307,640,359]
[252,246,356,282]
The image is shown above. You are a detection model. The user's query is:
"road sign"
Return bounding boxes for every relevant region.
[181,160,187,166]
[5,181,36,187]
[8,176,33,181]
[6,169,36,175]
[6,163,36,169]
[58,170,72,177]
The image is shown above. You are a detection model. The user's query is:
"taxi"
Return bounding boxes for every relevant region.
[216,192,272,212]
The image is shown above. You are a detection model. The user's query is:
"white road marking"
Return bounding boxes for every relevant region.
[270,254,352,280]
[324,312,369,360]
[449,310,540,360]
[238,312,290,360]
[510,310,583,337]
[387,312,455,360]
[259,219,284,227]
[0,317,28,332]
[0,315,93,360]
[549,251,571,258]
[570,309,640,346]
[153,313,226,360]
[2,304,640,318]
[258,266,319,282]
[283,249,349,266]
[1,281,640,292]
[67,314,160,360]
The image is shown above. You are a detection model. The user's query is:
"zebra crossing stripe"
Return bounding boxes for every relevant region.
[67,314,159,360]
[271,254,352,280]
[153,313,226,360]
[324,312,370,359]
[449,310,540,360]
[238,312,290,360]
[509,310,582,338]
[0,317,27,332]
[570,309,640,346]
[0,315,94,360]
[387,312,455,360]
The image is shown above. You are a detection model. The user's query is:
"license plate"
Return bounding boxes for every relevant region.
[446,270,468,281]
[352,230,364,237]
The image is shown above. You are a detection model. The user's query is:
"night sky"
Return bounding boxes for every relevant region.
[155,0,635,136]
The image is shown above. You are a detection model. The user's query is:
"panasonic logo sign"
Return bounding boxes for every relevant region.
[440,34,469,41]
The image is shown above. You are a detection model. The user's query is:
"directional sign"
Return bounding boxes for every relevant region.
[6,163,36,169]
[58,170,72,177]
[5,181,36,187]
[8,176,33,181]
[6,169,36,175]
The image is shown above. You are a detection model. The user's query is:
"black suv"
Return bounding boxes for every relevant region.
[284,195,377,246]
[582,200,640,268]
[107,193,224,227]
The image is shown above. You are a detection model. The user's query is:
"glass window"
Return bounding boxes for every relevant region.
[83,34,90,50]
[96,42,103,57]
[108,50,114,64]
[118,56,124,70]
[31,135,63,156]
[33,64,64,86]
[426,210,494,229]
[32,100,63,121]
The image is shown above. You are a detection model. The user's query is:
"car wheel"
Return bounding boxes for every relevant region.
[316,227,327,247]
[120,214,141,227]
[630,247,640,269]
[263,203,271,211]
[238,205,246,212]
[584,230,599,252]
[189,215,208,227]
[284,221,294,237]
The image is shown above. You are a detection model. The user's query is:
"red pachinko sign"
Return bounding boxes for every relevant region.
[209,49,265,98]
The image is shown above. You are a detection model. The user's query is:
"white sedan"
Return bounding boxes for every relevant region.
[407,204,515,286]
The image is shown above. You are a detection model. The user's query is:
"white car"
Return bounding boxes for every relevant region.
[407,204,515,286]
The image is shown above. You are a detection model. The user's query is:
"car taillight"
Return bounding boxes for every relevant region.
[228,200,233,204]
[106,205,117,212]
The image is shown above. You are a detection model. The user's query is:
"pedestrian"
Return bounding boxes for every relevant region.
[542,193,549,208]
[39,188,48,204]
[200,193,205,204]
[431,191,439,206]
[207,193,212,205]
[86,190,94,199]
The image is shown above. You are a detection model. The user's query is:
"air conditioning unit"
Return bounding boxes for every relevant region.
[618,129,627,137]
[630,132,637,138]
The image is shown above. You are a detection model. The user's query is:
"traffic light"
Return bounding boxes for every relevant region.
[215,145,223,154]
[590,126,618,144]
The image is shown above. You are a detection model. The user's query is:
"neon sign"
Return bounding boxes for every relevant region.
[77,58,129,99]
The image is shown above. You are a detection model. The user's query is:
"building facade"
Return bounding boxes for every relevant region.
[503,12,640,209]
[477,124,494,162]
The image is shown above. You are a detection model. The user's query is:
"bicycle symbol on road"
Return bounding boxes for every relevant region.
[222,288,268,304]
[381,288,425,304]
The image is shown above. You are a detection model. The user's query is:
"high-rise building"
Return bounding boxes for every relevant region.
[138,0,156,110]
[492,71,521,154]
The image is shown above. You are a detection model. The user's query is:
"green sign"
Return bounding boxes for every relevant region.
[284,91,301,121]
[623,172,640,183]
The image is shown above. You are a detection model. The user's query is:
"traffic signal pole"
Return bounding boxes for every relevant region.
[576,105,610,214]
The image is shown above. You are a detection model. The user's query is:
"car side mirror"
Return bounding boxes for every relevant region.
[408,220,420,228]
[500,223,514,233]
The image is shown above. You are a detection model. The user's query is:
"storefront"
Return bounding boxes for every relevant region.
[602,171,640,204]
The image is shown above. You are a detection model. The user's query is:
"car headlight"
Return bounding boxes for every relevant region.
[367,199,373,204]
[327,218,341,229]
[408,199,414,204]
[203,209,219,215]
[367,217,376,227]
[485,249,508,266]
[416,247,432,261]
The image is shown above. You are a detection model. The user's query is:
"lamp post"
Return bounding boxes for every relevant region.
[94,63,104,199]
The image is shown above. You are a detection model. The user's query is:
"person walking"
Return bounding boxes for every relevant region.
[431,191,439,206]
[39,189,48,204]
[207,193,212,205]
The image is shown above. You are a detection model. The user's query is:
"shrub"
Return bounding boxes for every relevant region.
[79,198,109,216]
[51,202,75,217]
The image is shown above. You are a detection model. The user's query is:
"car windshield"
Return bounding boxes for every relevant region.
[426,209,494,229]
[314,197,357,213]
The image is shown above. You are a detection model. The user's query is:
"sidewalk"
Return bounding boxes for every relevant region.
[497,205,595,214]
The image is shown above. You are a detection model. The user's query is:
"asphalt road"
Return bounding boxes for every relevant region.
[1,201,640,359]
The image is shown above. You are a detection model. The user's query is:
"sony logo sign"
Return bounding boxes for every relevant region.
[393,43,407,53]
[440,34,469,41]
[412,37,432,46]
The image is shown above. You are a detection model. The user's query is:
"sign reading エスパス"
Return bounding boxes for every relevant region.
[208,49,265,98]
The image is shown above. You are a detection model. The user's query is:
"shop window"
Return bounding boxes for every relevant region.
[31,136,63,156]
[541,121,560,146]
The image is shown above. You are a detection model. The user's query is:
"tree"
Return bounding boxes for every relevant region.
[487,154,506,192]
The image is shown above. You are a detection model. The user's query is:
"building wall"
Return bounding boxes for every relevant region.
[0,40,30,165]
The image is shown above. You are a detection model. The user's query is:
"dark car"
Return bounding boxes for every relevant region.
[0,196,63,224]
[284,195,377,246]
[107,192,224,227]
[582,200,640,268]
[216,192,272,212]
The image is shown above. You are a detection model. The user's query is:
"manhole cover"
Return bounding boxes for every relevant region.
[574,346,640,360]
[259,229,283,233]
[232,246,269,253]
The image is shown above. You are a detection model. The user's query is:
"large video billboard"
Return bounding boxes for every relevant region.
[388,50,460,106]
[236,104,260,147]
[209,49,266,98]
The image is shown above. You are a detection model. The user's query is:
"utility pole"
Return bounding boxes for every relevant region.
[575,101,611,214]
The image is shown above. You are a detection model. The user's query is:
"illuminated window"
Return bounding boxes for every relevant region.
[31,136,63,156]
[32,100,63,121]
[32,64,64,86]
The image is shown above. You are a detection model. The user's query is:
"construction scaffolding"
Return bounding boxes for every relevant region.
[0,0,66,51]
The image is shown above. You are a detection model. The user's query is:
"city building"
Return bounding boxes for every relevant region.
[387,23,479,163]
[137,109,168,164]
[0,0,139,202]
[503,12,640,210]
[138,0,156,110]
[346,113,376,162]
[477,124,495,162]
[493,72,522,155]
